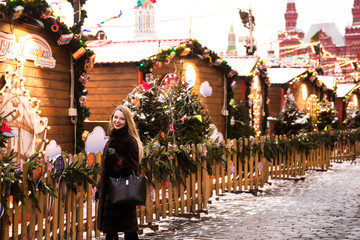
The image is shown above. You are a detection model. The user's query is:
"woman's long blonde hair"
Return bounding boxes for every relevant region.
[108,105,144,161]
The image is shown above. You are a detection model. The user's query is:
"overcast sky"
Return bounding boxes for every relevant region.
[82,0,354,58]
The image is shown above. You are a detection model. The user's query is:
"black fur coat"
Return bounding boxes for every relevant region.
[97,126,140,233]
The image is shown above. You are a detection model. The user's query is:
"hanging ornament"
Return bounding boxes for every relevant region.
[51,19,59,32]
[213,59,222,66]
[10,5,24,20]
[227,70,236,78]
[165,51,176,65]
[153,141,161,149]
[160,131,165,139]
[231,80,236,89]
[32,158,43,189]
[202,145,207,156]
[180,47,191,56]
[72,47,86,60]
[0,202,4,218]
[200,81,212,97]
[84,54,96,71]
[57,34,73,45]
[79,95,87,106]
[229,98,236,108]
[79,73,89,85]
[82,130,89,141]
[230,116,235,126]
[53,155,65,187]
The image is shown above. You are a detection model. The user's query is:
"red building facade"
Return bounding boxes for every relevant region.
[278,0,360,81]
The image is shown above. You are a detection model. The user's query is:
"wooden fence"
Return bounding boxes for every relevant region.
[0,137,356,240]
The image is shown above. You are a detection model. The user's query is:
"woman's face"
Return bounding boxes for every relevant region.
[112,110,126,129]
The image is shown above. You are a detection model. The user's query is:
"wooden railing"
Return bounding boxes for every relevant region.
[0,137,357,240]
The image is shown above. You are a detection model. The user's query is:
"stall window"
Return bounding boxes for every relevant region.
[306,94,318,119]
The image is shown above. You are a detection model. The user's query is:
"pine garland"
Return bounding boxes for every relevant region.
[0,0,92,153]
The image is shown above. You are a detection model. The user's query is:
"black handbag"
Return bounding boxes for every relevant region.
[109,171,147,206]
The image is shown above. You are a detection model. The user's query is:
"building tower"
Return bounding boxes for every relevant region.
[134,4,157,39]
[226,25,237,56]
[345,0,360,57]
[278,0,305,57]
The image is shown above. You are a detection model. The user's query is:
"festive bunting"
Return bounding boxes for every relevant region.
[194,115,202,122]
[142,81,152,91]
[136,0,156,8]
[132,98,141,107]
[1,122,18,138]
[169,124,176,132]
[82,11,123,33]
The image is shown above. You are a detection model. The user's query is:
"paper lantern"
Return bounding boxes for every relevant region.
[57,34,73,45]
[10,6,24,20]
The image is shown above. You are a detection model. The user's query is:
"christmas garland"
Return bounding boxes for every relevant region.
[0,0,93,153]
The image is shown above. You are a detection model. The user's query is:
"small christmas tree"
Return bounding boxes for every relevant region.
[227,100,255,139]
[274,92,313,135]
[316,98,338,131]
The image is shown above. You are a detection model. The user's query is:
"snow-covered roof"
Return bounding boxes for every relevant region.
[222,56,260,77]
[336,83,358,98]
[317,75,336,90]
[267,68,308,84]
[86,39,190,63]
[304,23,345,47]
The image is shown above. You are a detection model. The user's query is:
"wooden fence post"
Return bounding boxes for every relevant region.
[244,138,249,191]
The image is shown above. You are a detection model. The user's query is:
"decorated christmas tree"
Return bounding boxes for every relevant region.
[274,92,313,135]
[345,108,360,129]
[227,100,255,139]
[316,98,338,131]
[123,79,212,146]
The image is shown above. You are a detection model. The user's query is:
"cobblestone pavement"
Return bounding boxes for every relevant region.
[98,159,360,240]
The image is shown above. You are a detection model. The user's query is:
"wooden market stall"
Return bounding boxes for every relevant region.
[266,68,327,133]
[86,39,243,137]
[0,8,94,157]
[334,83,360,122]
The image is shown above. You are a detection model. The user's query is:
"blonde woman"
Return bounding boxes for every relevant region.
[97,105,143,240]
